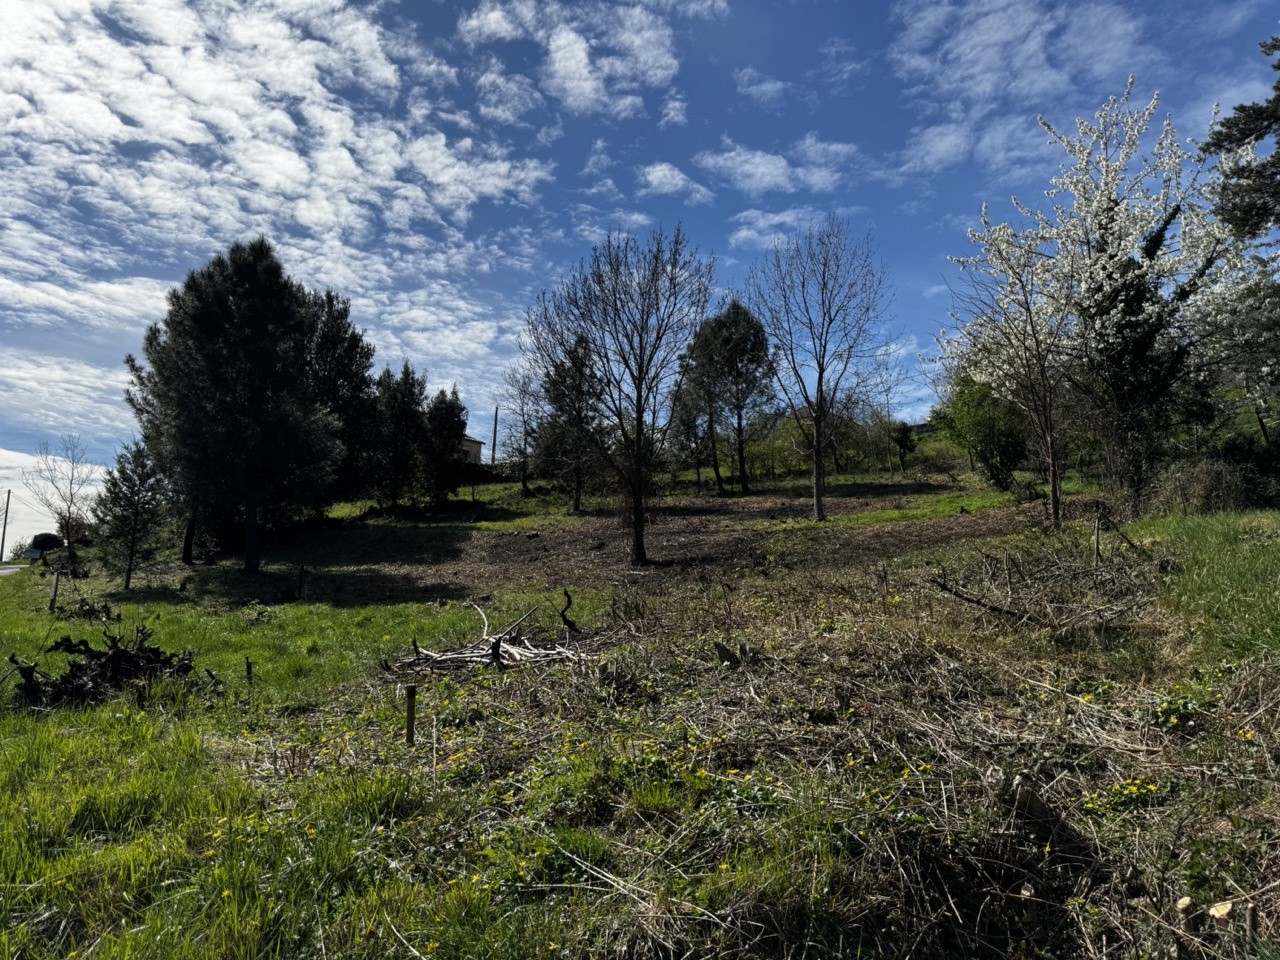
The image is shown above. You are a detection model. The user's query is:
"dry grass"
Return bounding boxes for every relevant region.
[4,489,1280,959]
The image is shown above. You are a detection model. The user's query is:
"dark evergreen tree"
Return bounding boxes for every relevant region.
[125,238,341,573]
[890,421,916,473]
[371,361,429,507]
[1067,200,1220,508]
[1203,36,1280,238]
[685,301,774,493]
[422,387,468,507]
[301,288,376,502]
[91,441,168,590]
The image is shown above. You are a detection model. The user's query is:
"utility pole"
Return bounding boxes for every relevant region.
[0,489,9,562]
[491,406,499,466]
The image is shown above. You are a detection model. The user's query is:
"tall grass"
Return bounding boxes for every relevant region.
[1135,511,1280,655]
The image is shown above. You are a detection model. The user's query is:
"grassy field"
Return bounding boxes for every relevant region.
[2,475,1279,959]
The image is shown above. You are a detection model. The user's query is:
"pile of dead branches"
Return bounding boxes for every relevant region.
[7,623,208,708]
[383,603,587,678]
[928,536,1156,639]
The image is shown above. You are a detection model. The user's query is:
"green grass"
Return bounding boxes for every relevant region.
[1133,511,1280,655]
[737,487,1015,531]
[4,499,1280,958]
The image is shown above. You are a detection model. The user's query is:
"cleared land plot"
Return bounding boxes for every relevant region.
[2,482,1278,959]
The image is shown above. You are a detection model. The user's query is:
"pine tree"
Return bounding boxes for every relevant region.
[422,387,468,507]
[126,238,342,572]
[91,442,167,590]
[371,362,429,507]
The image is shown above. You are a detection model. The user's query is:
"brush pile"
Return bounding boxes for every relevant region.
[7,623,203,708]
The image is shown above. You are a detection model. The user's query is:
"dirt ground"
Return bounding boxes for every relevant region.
[309,488,1080,607]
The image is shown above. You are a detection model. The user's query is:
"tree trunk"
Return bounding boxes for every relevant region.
[1044,428,1061,531]
[572,465,583,513]
[629,487,647,565]
[1257,405,1272,448]
[735,409,750,494]
[123,506,138,591]
[181,506,196,566]
[244,500,260,574]
[708,418,726,495]
[812,418,827,521]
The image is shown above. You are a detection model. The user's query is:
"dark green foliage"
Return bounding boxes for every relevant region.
[300,289,377,502]
[933,376,1028,491]
[890,421,916,472]
[683,301,775,493]
[1203,36,1280,238]
[91,441,168,590]
[371,362,429,507]
[1068,200,1219,509]
[126,238,352,572]
[423,387,469,507]
[29,533,63,552]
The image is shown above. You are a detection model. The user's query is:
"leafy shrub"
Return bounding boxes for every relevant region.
[30,532,63,551]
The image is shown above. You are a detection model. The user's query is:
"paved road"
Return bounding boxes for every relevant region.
[0,566,23,577]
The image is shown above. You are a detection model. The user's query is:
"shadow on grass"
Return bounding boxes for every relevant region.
[270,517,471,569]
[124,519,474,609]
[300,569,470,608]
[171,565,472,610]
[823,479,954,499]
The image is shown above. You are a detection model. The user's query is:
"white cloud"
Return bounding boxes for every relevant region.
[582,138,615,176]
[460,0,693,119]
[0,350,135,443]
[641,0,729,15]
[888,0,1157,176]
[458,3,524,44]
[636,162,714,204]
[695,133,860,196]
[659,92,687,128]
[475,60,545,124]
[569,204,654,244]
[734,67,790,107]
[727,206,823,249]
[0,0,600,450]
[543,25,615,114]
[814,38,868,92]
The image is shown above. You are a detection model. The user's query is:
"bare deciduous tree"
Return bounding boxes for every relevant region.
[746,215,894,520]
[499,357,543,497]
[22,434,97,560]
[524,226,713,564]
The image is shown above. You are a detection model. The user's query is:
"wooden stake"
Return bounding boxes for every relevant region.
[405,684,418,746]
[48,571,60,612]
[245,657,253,687]
[1093,514,1103,568]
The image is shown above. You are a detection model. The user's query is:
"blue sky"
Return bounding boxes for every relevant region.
[0,0,1275,542]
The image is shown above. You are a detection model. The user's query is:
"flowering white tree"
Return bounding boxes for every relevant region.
[947,81,1243,516]
[946,216,1074,527]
